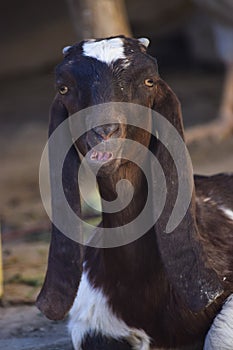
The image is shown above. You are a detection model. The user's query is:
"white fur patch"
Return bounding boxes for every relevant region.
[204,294,233,350]
[219,206,233,221]
[68,270,150,350]
[82,38,127,65]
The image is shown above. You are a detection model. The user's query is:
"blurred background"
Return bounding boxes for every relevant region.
[0,0,232,347]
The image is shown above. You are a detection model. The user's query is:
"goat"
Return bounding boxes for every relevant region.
[37,36,233,350]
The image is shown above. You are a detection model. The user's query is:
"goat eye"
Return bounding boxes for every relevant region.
[58,85,69,95]
[144,79,154,87]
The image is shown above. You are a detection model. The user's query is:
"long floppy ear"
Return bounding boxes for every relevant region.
[150,78,223,312]
[36,96,83,320]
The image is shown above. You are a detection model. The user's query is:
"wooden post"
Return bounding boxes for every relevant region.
[67,0,132,40]
[0,222,3,299]
[220,62,233,130]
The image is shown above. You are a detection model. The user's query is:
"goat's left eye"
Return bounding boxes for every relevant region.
[58,85,69,95]
[144,79,154,87]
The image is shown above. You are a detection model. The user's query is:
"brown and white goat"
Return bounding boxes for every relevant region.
[37,36,233,350]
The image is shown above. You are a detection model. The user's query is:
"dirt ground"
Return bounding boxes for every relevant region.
[0,67,232,349]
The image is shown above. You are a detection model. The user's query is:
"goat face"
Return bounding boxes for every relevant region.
[54,36,158,175]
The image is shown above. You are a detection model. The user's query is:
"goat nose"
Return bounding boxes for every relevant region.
[93,124,119,139]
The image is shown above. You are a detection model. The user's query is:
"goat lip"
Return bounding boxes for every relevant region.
[89,149,113,163]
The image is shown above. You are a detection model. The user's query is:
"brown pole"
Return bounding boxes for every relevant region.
[67,0,132,40]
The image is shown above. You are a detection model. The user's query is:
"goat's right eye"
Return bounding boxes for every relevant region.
[58,85,69,95]
[144,79,154,87]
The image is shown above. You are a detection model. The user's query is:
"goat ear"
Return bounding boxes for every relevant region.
[138,37,150,49]
[36,96,83,320]
[150,78,223,312]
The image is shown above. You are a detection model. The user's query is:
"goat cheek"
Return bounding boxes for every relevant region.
[75,135,87,155]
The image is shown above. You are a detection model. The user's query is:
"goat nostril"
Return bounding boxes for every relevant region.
[106,124,119,137]
[93,124,119,140]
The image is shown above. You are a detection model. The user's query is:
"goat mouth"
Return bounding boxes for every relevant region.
[89,149,113,163]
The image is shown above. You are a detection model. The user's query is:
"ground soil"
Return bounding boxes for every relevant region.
[0,68,232,349]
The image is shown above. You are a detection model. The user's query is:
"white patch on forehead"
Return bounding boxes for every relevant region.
[219,206,233,220]
[82,38,127,65]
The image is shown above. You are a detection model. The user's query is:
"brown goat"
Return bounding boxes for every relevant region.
[37,36,233,350]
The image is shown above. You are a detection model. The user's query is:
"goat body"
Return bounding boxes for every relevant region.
[70,173,233,349]
[37,36,233,350]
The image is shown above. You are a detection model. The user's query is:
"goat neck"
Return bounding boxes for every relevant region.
[97,160,148,228]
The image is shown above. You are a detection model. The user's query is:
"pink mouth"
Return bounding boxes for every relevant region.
[90,150,113,162]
